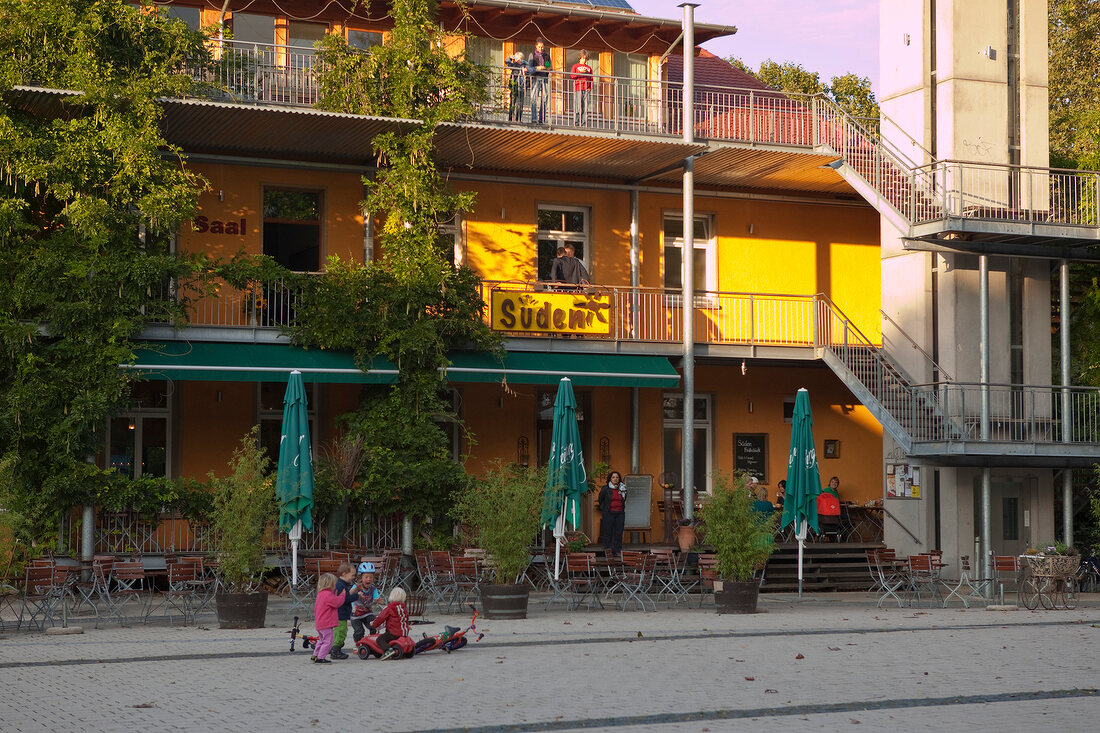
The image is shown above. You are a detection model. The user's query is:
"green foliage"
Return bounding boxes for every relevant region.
[451,461,545,584]
[209,428,275,592]
[699,473,777,582]
[731,58,880,122]
[0,0,211,529]
[340,387,472,520]
[1049,0,1100,168]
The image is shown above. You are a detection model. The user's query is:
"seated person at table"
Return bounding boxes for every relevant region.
[751,485,775,514]
[816,490,842,541]
[775,480,786,508]
[823,475,841,499]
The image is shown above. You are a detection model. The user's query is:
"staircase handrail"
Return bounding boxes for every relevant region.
[813,94,928,180]
[882,508,923,545]
[878,109,935,164]
[879,309,955,383]
[814,293,883,352]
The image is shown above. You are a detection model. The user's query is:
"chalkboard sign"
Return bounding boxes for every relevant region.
[623,474,652,529]
[734,434,768,483]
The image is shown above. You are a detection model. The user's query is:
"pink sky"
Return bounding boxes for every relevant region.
[627,0,880,90]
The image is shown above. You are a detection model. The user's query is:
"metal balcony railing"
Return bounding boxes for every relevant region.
[181,41,1100,232]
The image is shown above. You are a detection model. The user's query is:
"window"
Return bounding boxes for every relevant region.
[466,36,504,68]
[662,394,712,494]
[662,214,714,300]
[106,381,171,479]
[437,212,464,267]
[258,381,316,467]
[263,189,321,272]
[163,5,201,30]
[612,52,648,120]
[230,13,274,45]
[536,206,589,281]
[348,29,383,51]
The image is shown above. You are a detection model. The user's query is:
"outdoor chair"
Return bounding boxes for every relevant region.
[993,555,1020,605]
[872,550,907,608]
[180,556,218,615]
[907,554,940,606]
[448,555,481,612]
[649,548,689,606]
[17,565,58,631]
[565,552,604,610]
[941,555,986,608]
[160,561,198,625]
[609,551,656,612]
[111,561,153,626]
[413,551,447,612]
[695,554,718,608]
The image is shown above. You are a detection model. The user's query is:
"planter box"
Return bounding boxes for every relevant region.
[1020,554,1080,578]
[215,591,269,629]
[480,584,529,619]
[713,579,761,614]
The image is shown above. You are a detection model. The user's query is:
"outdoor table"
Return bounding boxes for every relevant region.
[843,505,884,542]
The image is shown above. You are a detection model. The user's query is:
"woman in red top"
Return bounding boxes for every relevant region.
[597,470,627,558]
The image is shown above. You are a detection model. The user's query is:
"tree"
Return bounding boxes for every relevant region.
[1049,0,1100,169]
[0,1,210,530]
[730,58,880,122]
[296,0,496,523]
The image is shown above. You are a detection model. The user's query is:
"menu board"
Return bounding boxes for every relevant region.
[623,474,652,529]
[734,433,768,484]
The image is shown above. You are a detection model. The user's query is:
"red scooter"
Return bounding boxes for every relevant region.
[355,627,416,660]
[412,604,483,655]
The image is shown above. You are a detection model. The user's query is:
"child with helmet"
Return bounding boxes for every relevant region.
[350,561,384,645]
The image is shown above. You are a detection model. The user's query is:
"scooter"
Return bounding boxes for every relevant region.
[355,628,416,660]
[413,603,483,655]
[287,617,318,652]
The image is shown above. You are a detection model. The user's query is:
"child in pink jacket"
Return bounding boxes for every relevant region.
[312,572,346,664]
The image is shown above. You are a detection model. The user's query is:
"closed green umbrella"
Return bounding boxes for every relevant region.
[276,370,314,586]
[780,388,822,598]
[541,378,587,579]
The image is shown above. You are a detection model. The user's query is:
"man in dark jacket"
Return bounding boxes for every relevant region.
[527,37,551,124]
[548,243,590,287]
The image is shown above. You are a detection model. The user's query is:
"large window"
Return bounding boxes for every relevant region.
[263,189,322,272]
[662,394,711,494]
[348,29,383,51]
[231,13,274,45]
[662,214,714,297]
[466,36,504,68]
[437,212,464,267]
[162,5,201,30]
[106,381,171,479]
[612,52,648,120]
[537,205,589,281]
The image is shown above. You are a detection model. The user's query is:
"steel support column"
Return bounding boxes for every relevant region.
[680,3,698,519]
[1061,259,1073,547]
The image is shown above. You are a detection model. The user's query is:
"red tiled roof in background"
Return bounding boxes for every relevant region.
[664,49,775,93]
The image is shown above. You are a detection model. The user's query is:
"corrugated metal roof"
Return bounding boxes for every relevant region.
[160,98,419,164]
[433,122,706,180]
[648,147,852,194]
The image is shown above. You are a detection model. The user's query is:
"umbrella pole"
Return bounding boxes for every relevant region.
[797,519,806,599]
[553,510,567,580]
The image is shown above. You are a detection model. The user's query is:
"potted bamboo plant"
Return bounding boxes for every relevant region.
[452,462,545,619]
[698,473,777,613]
[210,428,276,628]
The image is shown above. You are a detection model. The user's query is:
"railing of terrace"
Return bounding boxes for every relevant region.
[182,40,1100,231]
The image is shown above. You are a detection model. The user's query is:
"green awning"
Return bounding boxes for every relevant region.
[125,343,680,388]
[125,342,397,384]
[445,351,680,388]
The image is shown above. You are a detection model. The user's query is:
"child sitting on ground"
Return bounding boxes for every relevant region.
[350,561,384,644]
[370,586,411,660]
[311,572,347,664]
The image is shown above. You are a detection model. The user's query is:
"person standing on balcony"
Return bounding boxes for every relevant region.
[527,38,551,124]
[570,50,593,126]
[505,51,527,122]
[598,471,628,559]
[548,243,590,289]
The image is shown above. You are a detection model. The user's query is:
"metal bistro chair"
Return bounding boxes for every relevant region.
[992,555,1020,605]
[907,554,941,607]
[111,561,154,626]
[695,553,718,608]
[448,555,481,613]
[17,565,59,631]
[872,550,907,608]
[609,551,656,612]
[565,552,604,610]
[160,561,199,625]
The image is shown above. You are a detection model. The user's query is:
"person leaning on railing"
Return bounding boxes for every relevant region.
[570,50,593,127]
[527,37,551,124]
[505,52,527,122]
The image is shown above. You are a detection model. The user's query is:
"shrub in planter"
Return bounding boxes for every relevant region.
[452,462,545,618]
[210,427,276,628]
[698,473,777,613]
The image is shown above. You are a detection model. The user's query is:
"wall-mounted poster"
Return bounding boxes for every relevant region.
[886,462,921,499]
[734,433,768,484]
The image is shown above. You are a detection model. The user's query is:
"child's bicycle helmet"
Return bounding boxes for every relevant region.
[358,561,376,573]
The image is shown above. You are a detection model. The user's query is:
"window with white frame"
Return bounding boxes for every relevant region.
[106,381,172,479]
[662,213,714,301]
[536,205,589,281]
[662,394,712,494]
[612,52,648,121]
[436,211,464,267]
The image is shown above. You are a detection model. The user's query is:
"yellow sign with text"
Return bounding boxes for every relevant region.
[491,290,612,335]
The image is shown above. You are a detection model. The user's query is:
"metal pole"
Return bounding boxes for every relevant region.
[1060,259,1074,548]
[631,388,640,475]
[630,189,640,338]
[82,504,95,581]
[979,255,992,589]
[680,2,697,519]
[402,515,413,557]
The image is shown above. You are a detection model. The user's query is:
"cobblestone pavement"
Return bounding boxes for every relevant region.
[2,593,1099,732]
